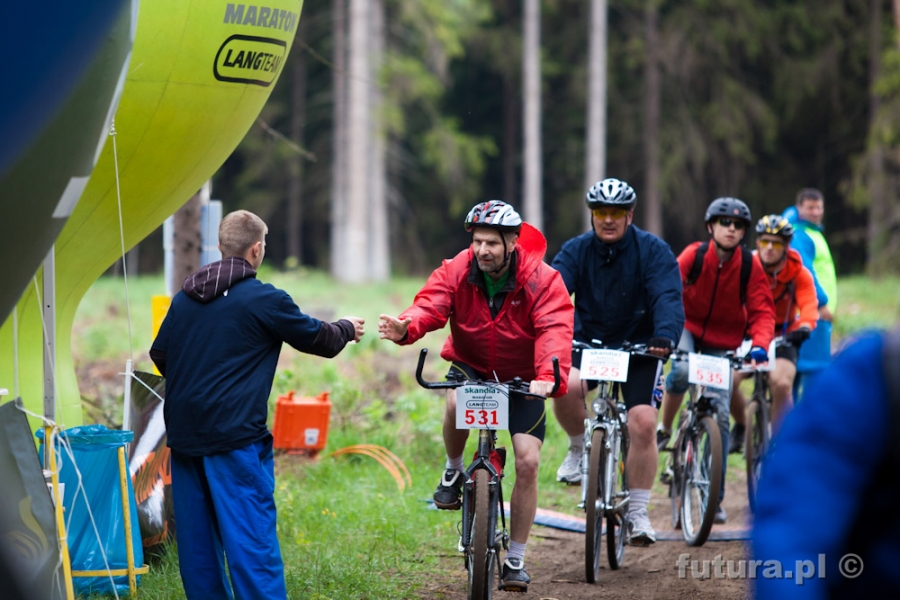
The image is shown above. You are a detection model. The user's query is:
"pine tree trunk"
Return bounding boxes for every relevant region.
[642,1,662,237]
[342,0,370,282]
[172,190,202,293]
[522,0,542,230]
[330,0,348,277]
[287,17,307,265]
[585,0,607,231]
[503,73,518,205]
[369,0,390,280]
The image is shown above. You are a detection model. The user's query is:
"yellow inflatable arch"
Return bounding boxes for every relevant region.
[0,0,304,428]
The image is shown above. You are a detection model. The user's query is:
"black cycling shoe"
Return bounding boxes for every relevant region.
[433,469,462,510]
[499,557,530,592]
[729,423,746,454]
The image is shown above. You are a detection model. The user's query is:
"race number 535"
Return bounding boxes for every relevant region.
[456,385,510,430]
[688,354,731,390]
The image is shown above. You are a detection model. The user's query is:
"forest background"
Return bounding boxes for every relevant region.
[126,0,900,280]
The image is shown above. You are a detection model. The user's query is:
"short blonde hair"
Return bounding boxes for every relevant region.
[219,210,267,258]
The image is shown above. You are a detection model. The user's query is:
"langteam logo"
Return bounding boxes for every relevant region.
[214,34,286,87]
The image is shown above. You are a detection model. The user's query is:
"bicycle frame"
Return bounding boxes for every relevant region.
[580,381,629,516]
[459,428,506,556]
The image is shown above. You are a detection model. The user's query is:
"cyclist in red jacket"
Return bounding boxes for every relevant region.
[378,201,573,592]
[728,214,819,452]
[656,197,775,524]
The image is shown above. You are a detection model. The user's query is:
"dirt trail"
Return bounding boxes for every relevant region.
[422,475,753,600]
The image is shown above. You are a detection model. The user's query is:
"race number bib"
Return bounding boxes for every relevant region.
[580,349,630,382]
[688,353,731,390]
[456,385,509,430]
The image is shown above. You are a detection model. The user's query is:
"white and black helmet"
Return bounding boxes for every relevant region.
[586,178,636,209]
[464,200,523,233]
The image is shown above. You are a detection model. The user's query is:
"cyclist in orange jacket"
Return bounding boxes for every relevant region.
[728,214,819,452]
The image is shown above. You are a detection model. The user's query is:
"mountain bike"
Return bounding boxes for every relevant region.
[662,350,742,546]
[735,337,785,512]
[416,348,559,600]
[574,340,654,582]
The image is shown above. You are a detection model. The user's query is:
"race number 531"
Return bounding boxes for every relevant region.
[688,354,731,390]
[456,385,510,430]
[580,349,630,382]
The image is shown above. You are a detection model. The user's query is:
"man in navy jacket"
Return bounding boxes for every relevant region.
[551,178,684,545]
[151,210,364,600]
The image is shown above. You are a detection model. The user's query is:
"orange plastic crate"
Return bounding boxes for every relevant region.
[272,391,331,454]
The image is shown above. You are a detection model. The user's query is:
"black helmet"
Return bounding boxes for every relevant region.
[705,197,751,226]
[586,178,636,209]
[464,200,522,233]
[756,214,794,240]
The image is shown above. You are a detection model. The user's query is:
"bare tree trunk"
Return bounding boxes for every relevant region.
[287,17,307,265]
[522,0,542,230]
[642,1,662,236]
[585,0,607,231]
[330,0,348,277]
[503,74,518,204]
[369,0,389,280]
[868,0,892,274]
[172,190,202,293]
[342,0,370,282]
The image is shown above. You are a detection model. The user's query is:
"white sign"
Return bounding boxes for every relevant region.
[456,385,509,430]
[580,349,630,382]
[688,353,731,390]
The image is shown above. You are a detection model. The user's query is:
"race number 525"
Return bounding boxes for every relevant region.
[580,349,630,382]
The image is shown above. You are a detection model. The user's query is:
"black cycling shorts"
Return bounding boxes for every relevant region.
[775,342,798,365]
[447,362,547,442]
[570,349,663,410]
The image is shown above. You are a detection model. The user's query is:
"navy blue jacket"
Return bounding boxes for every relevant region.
[753,332,900,598]
[551,225,684,348]
[151,259,354,456]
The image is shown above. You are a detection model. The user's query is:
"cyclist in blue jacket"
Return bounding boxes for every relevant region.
[551,178,685,546]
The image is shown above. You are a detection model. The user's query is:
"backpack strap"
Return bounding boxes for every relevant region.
[883,327,900,465]
[686,241,709,287]
[739,246,753,305]
[686,241,752,305]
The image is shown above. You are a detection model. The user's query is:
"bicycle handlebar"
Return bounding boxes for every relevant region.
[573,339,663,362]
[415,348,560,399]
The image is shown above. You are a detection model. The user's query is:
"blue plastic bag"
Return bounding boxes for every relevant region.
[37,424,144,596]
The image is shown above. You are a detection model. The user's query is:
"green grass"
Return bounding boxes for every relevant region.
[71,271,900,598]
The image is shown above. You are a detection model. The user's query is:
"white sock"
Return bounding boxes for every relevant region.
[568,434,583,450]
[446,456,464,472]
[657,422,671,435]
[507,540,526,563]
[629,489,651,515]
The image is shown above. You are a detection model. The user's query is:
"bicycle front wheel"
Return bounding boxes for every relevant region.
[680,416,722,547]
[745,397,769,513]
[606,430,627,570]
[468,469,495,600]
[585,428,605,583]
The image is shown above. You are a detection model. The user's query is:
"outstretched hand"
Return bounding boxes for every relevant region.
[378,314,412,343]
[343,316,365,342]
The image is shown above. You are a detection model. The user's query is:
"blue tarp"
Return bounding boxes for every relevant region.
[37,425,143,596]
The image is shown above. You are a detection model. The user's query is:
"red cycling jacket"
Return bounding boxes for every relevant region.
[758,247,819,335]
[398,222,573,397]
[678,241,775,351]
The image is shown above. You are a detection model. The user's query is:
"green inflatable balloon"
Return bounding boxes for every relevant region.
[1,0,304,428]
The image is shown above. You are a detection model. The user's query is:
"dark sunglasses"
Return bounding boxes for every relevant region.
[716,217,746,230]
